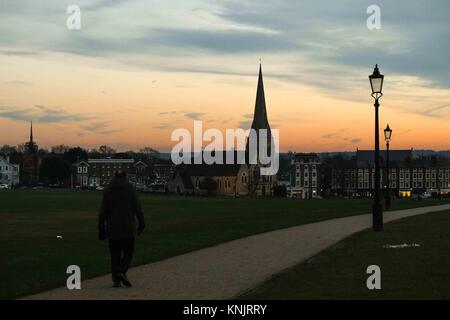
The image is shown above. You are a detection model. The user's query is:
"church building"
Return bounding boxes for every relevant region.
[168,65,278,196]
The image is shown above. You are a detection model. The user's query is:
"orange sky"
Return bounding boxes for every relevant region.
[1,52,450,152]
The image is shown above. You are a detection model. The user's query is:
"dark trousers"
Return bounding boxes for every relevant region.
[108,238,135,282]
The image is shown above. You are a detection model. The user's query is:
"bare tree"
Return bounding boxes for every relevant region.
[0,145,17,154]
[16,143,26,153]
[99,145,116,155]
[139,147,160,156]
[51,144,70,154]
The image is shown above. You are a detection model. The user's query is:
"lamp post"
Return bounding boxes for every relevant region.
[384,124,392,210]
[369,64,384,231]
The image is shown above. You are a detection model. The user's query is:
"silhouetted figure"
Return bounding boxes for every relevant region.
[98,171,145,287]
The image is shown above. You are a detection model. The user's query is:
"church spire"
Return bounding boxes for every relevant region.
[30,121,33,143]
[251,64,271,131]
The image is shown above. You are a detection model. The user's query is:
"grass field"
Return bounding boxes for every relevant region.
[0,189,449,299]
[238,209,450,299]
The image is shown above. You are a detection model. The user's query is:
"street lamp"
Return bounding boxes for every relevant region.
[369,64,384,232]
[384,124,392,210]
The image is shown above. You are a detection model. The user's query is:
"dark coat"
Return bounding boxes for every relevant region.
[98,178,145,240]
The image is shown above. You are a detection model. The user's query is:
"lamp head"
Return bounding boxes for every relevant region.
[369,64,384,97]
[384,124,392,142]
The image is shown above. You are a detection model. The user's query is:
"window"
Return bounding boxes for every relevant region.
[78,167,82,173]
[83,167,88,173]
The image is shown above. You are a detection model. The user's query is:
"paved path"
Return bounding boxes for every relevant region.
[24,204,450,300]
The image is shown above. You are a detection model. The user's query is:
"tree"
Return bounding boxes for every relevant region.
[51,144,70,154]
[63,147,88,163]
[199,177,217,196]
[140,147,160,156]
[0,145,17,154]
[40,155,72,185]
[16,143,26,153]
[273,184,287,197]
[99,145,116,155]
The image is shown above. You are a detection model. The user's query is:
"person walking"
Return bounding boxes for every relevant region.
[98,171,146,288]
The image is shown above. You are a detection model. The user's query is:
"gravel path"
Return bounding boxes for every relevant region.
[23,204,450,300]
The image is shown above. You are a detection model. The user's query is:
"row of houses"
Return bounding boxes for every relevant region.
[290,149,450,199]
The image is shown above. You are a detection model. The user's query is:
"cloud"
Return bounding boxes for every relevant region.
[419,105,450,118]
[158,111,178,116]
[0,105,93,123]
[153,123,171,129]
[3,80,33,86]
[153,28,296,54]
[322,132,340,139]
[237,120,252,129]
[0,50,38,57]
[185,112,206,120]
[1,0,449,119]
[80,121,114,134]
[322,129,361,145]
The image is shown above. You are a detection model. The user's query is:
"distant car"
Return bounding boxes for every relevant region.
[422,192,432,198]
[95,186,105,191]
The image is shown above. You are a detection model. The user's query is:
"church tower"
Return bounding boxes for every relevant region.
[247,64,277,196]
[25,121,38,154]
[250,64,272,134]
[22,121,41,186]
[247,64,273,157]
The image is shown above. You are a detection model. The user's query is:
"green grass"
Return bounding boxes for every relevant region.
[238,209,450,300]
[0,189,449,299]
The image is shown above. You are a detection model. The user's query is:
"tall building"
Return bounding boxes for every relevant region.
[21,122,42,186]
[291,153,321,199]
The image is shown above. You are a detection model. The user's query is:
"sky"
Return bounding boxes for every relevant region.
[0,0,449,152]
